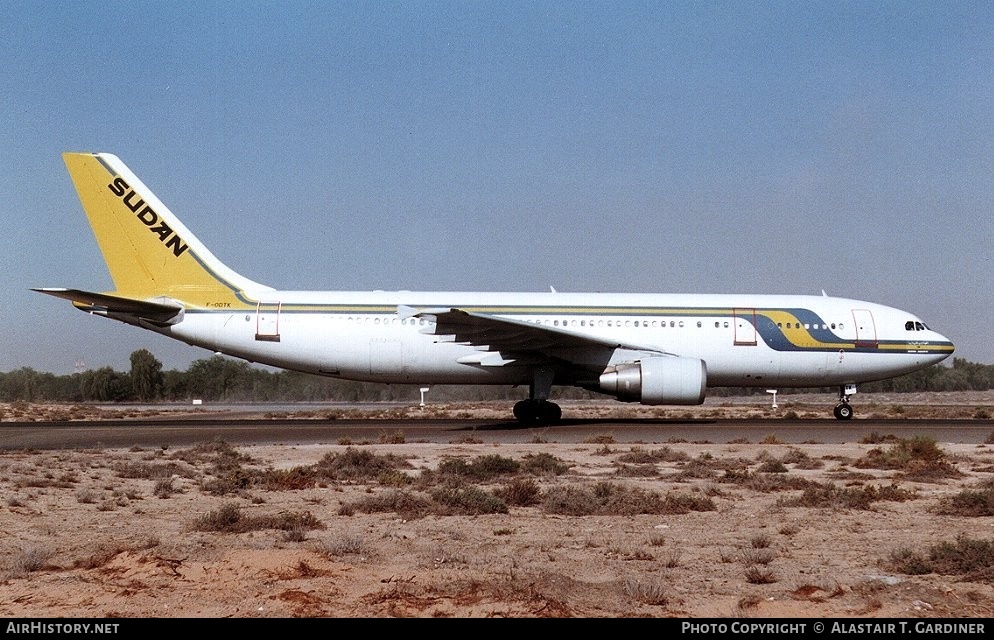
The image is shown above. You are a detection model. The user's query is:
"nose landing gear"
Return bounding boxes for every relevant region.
[834,384,857,420]
[833,402,853,420]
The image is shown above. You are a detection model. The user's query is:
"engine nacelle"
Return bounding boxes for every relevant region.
[598,357,707,405]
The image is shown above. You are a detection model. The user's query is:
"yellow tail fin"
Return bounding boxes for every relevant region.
[62,153,270,309]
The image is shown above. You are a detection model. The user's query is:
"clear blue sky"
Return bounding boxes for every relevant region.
[2,1,992,374]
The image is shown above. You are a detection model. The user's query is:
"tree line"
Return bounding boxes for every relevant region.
[0,349,991,404]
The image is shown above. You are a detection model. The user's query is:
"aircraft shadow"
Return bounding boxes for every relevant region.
[457,417,719,431]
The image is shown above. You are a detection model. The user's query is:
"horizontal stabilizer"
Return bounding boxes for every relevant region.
[32,288,184,324]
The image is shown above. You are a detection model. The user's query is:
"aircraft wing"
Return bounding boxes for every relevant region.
[398,305,670,363]
[33,288,184,325]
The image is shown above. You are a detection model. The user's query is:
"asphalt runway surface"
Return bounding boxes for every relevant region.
[2,416,993,450]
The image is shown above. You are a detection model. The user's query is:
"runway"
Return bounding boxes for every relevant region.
[2,416,992,450]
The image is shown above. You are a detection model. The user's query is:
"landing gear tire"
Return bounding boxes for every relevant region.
[833,403,853,420]
[513,399,562,424]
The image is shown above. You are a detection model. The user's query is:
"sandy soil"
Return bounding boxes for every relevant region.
[2,393,994,618]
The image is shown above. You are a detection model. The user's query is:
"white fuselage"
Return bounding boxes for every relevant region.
[149,290,953,392]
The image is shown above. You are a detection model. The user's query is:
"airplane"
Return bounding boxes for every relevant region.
[35,152,955,423]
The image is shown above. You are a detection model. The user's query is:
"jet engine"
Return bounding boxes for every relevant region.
[598,356,707,405]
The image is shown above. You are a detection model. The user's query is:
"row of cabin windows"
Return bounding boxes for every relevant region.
[341,316,848,331]
[777,322,842,330]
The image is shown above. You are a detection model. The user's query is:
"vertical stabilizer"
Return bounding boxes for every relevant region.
[61,152,271,308]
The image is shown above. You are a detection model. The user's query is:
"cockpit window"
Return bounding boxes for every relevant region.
[905,321,915,331]
[906,320,930,331]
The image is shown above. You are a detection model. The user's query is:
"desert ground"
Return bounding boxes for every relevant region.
[2,392,994,619]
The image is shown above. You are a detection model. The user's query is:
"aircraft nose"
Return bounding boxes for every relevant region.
[931,331,955,363]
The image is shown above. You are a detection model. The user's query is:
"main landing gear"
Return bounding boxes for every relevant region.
[513,367,562,424]
[513,398,562,424]
[833,384,857,420]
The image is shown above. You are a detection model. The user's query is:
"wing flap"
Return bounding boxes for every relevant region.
[399,305,671,362]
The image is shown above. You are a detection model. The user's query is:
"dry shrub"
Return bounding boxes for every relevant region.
[780,448,823,469]
[614,463,660,477]
[669,456,720,480]
[751,533,772,549]
[860,432,899,445]
[720,469,815,493]
[742,548,776,565]
[428,486,508,515]
[420,455,520,486]
[855,436,959,480]
[744,567,778,584]
[890,535,994,582]
[258,466,317,490]
[777,483,916,510]
[757,460,788,473]
[342,490,433,519]
[520,452,570,476]
[114,461,195,479]
[624,579,668,606]
[191,503,323,533]
[377,469,412,487]
[377,430,406,444]
[315,447,412,482]
[542,481,714,516]
[171,439,255,466]
[661,548,682,568]
[496,478,541,506]
[8,546,54,577]
[320,533,366,557]
[933,482,994,517]
[901,459,963,482]
[153,478,178,498]
[616,446,689,464]
[584,434,617,444]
